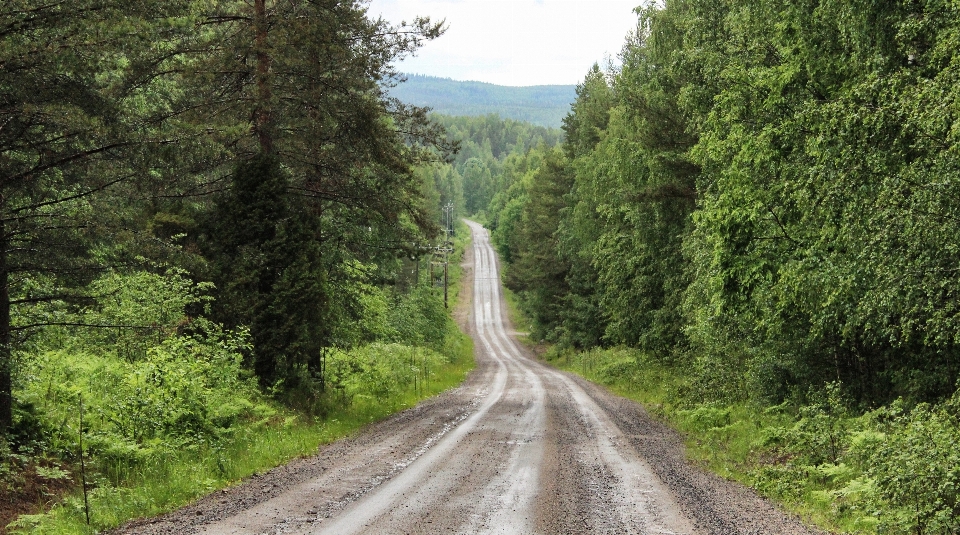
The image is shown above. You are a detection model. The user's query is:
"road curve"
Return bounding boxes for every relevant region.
[112,220,822,535]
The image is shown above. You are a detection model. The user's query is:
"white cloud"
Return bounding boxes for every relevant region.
[366,0,641,86]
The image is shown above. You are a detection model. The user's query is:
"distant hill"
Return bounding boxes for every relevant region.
[387,74,576,129]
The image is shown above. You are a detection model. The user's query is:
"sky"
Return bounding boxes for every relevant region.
[365,0,643,87]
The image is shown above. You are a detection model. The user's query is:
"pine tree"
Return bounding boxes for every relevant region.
[194,0,449,387]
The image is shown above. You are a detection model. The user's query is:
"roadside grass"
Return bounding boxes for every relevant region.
[445,219,470,309]
[7,226,476,535]
[500,286,533,338]
[12,345,473,535]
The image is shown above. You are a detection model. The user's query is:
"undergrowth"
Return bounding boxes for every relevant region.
[7,341,473,535]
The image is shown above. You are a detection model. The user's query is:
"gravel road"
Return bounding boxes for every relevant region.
[111,220,823,535]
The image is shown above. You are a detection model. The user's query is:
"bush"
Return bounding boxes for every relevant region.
[83,268,214,362]
[387,287,451,351]
[867,396,960,534]
[18,320,257,474]
[784,382,851,467]
[325,343,448,404]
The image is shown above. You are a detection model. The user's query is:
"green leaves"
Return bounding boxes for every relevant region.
[672,0,960,404]
[325,343,447,404]
[868,396,960,533]
[485,0,960,407]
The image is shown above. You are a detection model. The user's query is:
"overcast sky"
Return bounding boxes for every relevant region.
[365,0,642,87]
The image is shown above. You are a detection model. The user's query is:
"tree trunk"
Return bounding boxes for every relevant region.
[254,0,273,154]
[0,216,11,433]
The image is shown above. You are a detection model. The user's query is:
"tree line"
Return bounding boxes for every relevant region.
[0,0,452,434]
[488,0,960,409]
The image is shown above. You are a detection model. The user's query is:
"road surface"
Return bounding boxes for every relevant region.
[114,220,820,535]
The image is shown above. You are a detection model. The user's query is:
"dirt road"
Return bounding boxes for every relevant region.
[114,221,821,535]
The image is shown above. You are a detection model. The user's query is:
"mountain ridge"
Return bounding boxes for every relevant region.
[388,74,576,129]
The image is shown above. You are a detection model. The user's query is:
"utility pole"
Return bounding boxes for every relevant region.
[435,202,454,308]
[442,203,454,238]
[429,244,452,308]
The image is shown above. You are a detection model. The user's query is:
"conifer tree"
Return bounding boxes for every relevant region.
[194,0,449,386]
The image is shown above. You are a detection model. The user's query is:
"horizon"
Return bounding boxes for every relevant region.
[399,73,578,89]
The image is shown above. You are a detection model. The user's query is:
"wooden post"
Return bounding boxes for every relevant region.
[0,217,11,433]
[79,394,90,525]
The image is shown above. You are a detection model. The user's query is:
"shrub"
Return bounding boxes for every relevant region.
[325,343,448,404]
[868,396,960,534]
[19,321,256,470]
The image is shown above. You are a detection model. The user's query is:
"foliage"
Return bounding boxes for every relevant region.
[430,114,562,220]
[867,396,960,534]
[187,0,452,388]
[0,0,207,432]
[0,0,455,430]
[499,149,574,342]
[82,268,214,362]
[326,344,448,404]
[204,155,326,388]
[4,228,473,530]
[0,0,475,530]
[19,270,258,460]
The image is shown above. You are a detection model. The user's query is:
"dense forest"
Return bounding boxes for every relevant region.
[388,75,575,128]
[484,0,960,532]
[0,1,478,531]
[415,114,563,219]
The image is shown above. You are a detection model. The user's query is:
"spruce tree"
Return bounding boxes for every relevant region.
[210,155,327,387]
[194,0,449,388]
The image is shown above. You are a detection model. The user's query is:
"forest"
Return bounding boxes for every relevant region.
[0,0,480,531]
[484,0,960,532]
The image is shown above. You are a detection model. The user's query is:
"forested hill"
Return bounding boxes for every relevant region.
[422,115,562,219]
[388,75,575,128]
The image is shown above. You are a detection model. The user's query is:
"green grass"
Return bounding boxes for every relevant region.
[11,346,473,534]
[500,285,533,337]
[446,219,471,307]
